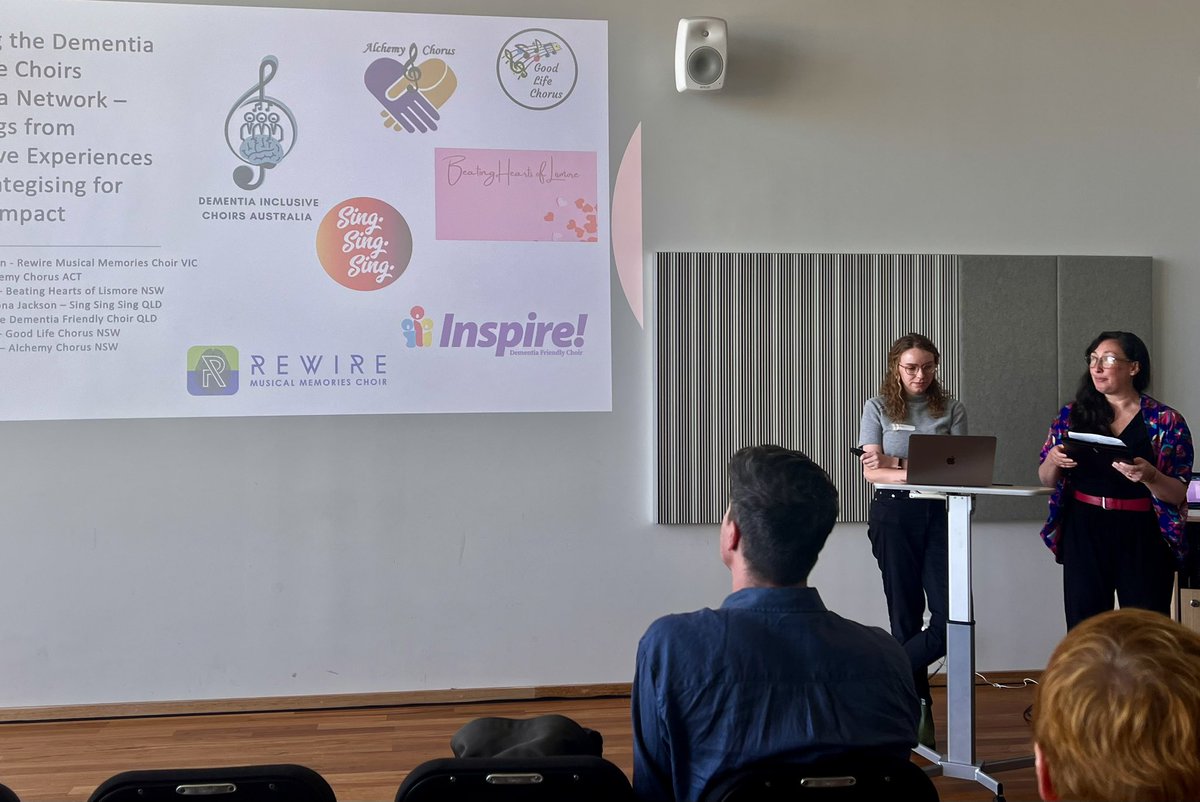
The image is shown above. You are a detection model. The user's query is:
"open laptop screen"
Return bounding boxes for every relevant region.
[905,434,997,487]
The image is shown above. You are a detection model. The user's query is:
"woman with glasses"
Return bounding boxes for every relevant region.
[1037,331,1193,630]
[858,332,966,750]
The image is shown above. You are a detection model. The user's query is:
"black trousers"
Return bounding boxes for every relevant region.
[867,492,949,704]
[1060,499,1175,630]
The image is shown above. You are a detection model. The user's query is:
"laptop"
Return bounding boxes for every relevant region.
[905,434,998,487]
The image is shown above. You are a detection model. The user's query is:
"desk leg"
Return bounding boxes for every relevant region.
[946,494,975,767]
[927,493,1033,799]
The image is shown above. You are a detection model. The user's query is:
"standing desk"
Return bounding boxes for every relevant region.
[1177,508,1200,633]
[875,482,1050,800]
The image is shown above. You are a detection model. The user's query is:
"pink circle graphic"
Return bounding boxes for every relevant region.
[316,197,413,291]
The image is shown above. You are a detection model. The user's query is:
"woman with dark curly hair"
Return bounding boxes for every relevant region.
[1037,331,1193,630]
[858,332,967,749]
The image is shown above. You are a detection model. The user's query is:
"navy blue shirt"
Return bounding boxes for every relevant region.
[631,586,918,802]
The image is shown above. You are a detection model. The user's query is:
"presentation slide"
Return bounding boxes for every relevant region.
[0,0,611,420]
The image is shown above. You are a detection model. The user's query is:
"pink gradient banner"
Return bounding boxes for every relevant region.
[435,148,599,242]
[611,123,643,327]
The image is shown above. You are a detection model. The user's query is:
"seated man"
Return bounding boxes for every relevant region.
[1033,608,1200,802]
[632,445,919,802]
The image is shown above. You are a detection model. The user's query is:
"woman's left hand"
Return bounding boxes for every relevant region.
[1112,457,1159,485]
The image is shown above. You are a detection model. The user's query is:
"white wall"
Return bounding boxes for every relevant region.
[3,0,1196,707]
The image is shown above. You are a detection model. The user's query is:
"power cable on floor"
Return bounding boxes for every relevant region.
[974,671,1039,690]
[969,672,1038,725]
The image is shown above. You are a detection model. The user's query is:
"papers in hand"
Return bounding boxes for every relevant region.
[1066,431,1127,447]
[1064,430,1134,468]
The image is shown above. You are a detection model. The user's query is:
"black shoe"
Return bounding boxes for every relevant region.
[918,699,937,750]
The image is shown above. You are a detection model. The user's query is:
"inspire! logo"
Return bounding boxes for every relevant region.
[187,346,240,396]
[401,307,588,357]
[402,305,434,347]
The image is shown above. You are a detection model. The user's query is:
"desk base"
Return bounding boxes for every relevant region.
[919,750,1034,798]
[915,619,1034,799]
[874,484,1050,800]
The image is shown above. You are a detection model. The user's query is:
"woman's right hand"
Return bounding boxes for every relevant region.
[1045,444,1077,471]
[1038,443,1076,487]
[861,447,906,482]
[860,449,897,471]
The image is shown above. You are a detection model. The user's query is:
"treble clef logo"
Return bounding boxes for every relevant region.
[502,45,529,80]
[400,43,422,88]
[224,55,298,191]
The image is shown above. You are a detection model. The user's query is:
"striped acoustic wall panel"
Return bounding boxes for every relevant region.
[655,253,961,525]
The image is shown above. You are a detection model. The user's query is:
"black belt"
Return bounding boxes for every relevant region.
[874,489,912,500]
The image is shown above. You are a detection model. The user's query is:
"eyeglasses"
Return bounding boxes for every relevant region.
[899,363,938,377]
[1087,354,1132,369]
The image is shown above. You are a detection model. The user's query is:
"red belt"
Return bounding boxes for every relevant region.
[1073,490,1153,512]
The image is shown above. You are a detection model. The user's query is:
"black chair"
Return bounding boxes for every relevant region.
[1,782,20,802]
[701,753,940,802]
[395,756,634,802]
[87,764,336,802]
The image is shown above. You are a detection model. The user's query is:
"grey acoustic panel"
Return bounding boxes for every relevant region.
[655,253,960,525]
[1056,256,1153,402]
[959,256,1059,521]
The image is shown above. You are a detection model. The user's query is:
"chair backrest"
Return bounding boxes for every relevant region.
[701,753,940,802]
[87,764,336,802]
[395,756,634,802]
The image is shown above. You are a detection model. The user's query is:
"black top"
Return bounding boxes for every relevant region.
[1071,413,1154,499]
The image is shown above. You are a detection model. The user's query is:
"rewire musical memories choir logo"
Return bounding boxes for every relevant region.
[187,346,239,396]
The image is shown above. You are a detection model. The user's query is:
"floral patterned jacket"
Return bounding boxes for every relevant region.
[1038,395,1194,563]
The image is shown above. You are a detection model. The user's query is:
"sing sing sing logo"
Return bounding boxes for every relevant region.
[224,55,297,191]
[187,346,239,396]
[316,197,413,291]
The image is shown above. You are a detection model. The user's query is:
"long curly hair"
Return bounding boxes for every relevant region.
[879,332,948,422]
[1068,331,1151,434]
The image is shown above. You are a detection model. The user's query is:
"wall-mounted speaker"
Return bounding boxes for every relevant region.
[675,17,727,93]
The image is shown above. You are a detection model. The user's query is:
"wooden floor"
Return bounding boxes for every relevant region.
[0,684,1038,801]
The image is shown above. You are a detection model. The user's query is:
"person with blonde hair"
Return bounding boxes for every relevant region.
[1033,608,1200,801]
[858,331,967,748]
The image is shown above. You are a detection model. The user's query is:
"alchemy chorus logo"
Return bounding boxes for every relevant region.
[187,346,240,396]
[365,43,459,134]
